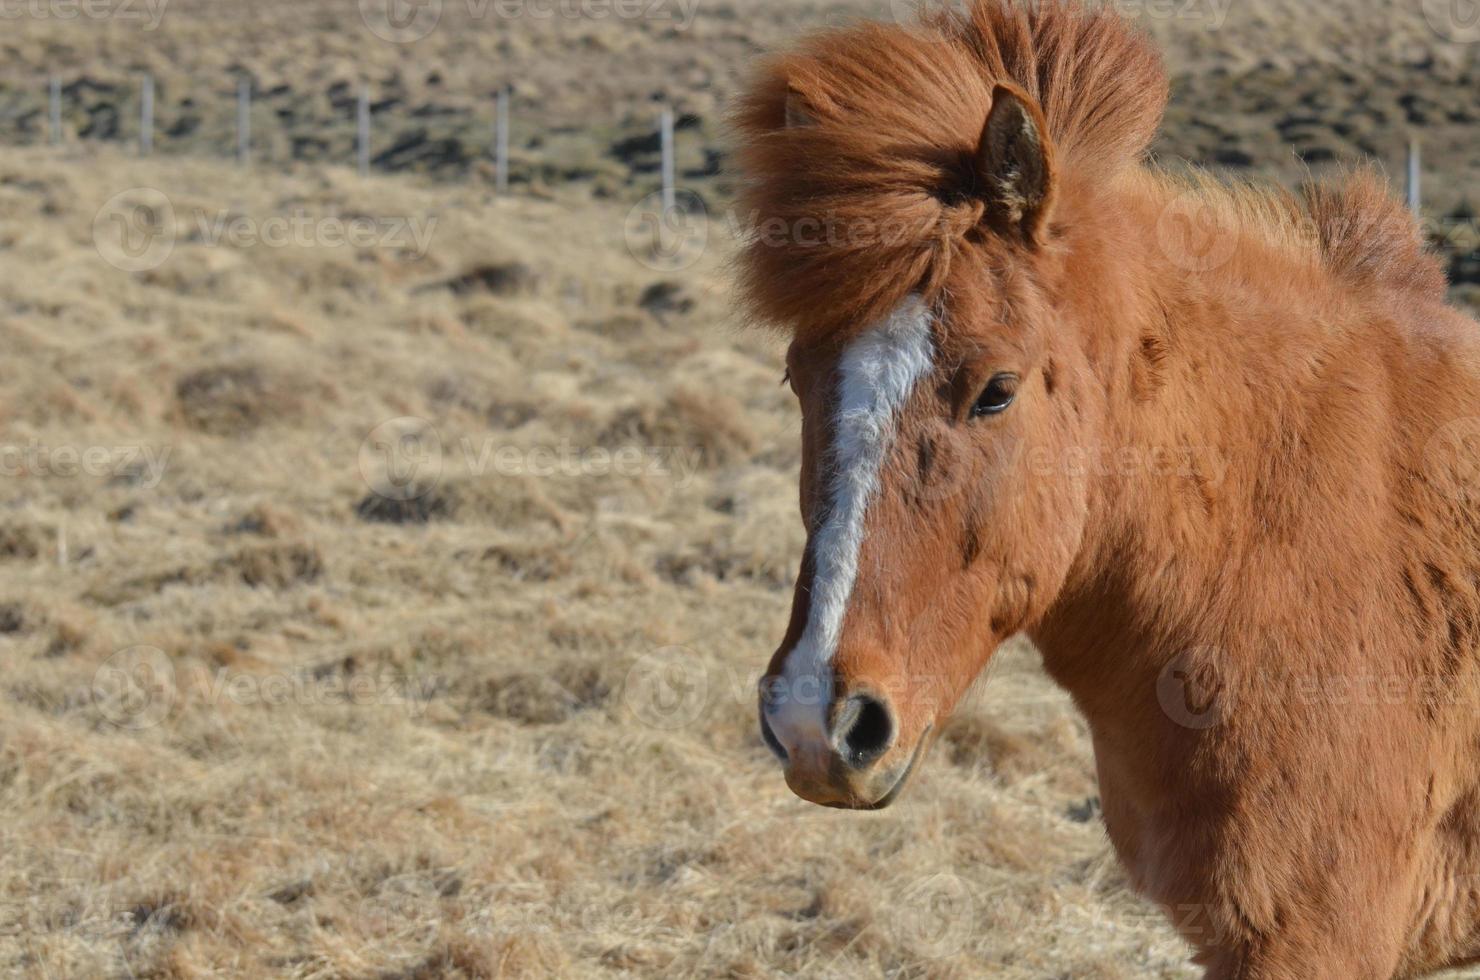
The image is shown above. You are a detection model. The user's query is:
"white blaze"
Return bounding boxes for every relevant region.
[769,295,935,751]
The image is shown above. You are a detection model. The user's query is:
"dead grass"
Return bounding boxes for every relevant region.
[174,363,317,437]
[0,1,1475,977]
[0,137,1194,979]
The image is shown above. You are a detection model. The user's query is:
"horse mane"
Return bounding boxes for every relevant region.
[731,0,1168,342]
[731,0,1445,344]
[1300,169,1448,298]
[1137,166,1447,298]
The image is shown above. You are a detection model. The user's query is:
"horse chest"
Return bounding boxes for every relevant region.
[1088,726,1221,908]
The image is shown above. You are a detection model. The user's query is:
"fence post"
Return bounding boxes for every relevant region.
[1406,137,1421,218]
[495,85,510,195]
[660,106,676,213]
[357,85,370,177]
[237,77,251,166]
[140,74,154,156]
[48,75,61,146]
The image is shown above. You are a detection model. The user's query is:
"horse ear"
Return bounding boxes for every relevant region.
[976,83,1057,245]
[784,87,817,129]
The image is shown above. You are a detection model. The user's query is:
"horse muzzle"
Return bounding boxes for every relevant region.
[759,682,932,809]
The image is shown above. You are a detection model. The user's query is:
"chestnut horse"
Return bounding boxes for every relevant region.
[736,2,1480,977]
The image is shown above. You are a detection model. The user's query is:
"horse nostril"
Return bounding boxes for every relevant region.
[759,703,787,762]
[835,693,895,769]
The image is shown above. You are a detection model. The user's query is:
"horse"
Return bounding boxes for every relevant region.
[733,2,1480,976]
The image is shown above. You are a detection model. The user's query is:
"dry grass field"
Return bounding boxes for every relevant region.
[0,1,1475,978]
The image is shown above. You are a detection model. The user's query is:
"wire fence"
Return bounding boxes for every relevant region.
[0,71,714,206]
[0,69,1475,291]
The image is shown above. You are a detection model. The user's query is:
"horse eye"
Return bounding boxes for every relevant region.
[971,373,1018,417]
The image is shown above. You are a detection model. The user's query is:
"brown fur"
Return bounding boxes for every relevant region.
[740,2,1480,977]
[732,0,1167,340]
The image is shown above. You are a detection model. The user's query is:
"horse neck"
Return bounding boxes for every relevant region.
[1031,167,1378,703]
